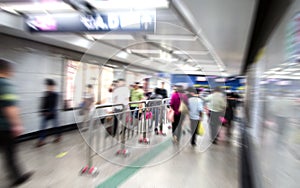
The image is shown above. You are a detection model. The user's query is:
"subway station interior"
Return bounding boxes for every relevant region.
[0,0,299,187]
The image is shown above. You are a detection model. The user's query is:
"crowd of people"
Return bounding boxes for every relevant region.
[103,79,241,147]
[169,85,240,145]
[0,57,241,186]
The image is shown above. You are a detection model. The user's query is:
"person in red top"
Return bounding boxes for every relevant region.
[170,85,188,143]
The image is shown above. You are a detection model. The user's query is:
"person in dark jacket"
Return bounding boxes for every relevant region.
[157,81,168,98]
[36,79,60,147]
[149,88,163,134]
[224,93,237,138]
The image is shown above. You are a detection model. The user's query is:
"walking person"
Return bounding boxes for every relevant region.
[0,58,34,186]
[224,93,237,138]
[148,88,163,134]
[157,81,168,99]
[170,85,188,143]
[129,82,144,127]
[36,79,60,147]
[205,87,226,144]
[79,84,95,131]
[112,79,130,136]
[187,87,203,146]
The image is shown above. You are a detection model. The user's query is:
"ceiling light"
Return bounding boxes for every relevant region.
[0,2,74,13]
[130,49,161,54]
[145,35,197,41]
[116,51,128,59]
[105,64,119,68]
[269,67,282,71]
[173,50,209,55]
[180,64,199,71]
[150,57,178,62]
[87,0,169,10]
[274,71,291,75]
[284,68,300,72]
[186,59,215,63]
[84,34,95,41]
[87,34,135,40]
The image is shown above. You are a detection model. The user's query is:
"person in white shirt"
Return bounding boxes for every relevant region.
[112,79,130,136]
[187,87,203,146]
[205,87,226,144]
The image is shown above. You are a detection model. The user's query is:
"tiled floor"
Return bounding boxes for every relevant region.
[0,115,241,188]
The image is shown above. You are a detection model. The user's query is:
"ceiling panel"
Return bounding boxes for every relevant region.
[178,0,256,75]
[0,0,256,76]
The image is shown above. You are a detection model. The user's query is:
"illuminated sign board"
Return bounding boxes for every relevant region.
[215,78,226,82]
[196,76,207,81]
[26,11,156,32]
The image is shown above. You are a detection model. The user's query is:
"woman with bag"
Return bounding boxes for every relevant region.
[187,87,203,146]
[170,85,188,143]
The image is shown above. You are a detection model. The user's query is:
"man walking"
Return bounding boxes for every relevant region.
[0,58,33,186]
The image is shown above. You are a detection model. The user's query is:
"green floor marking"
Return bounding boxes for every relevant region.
[97,139,172,188]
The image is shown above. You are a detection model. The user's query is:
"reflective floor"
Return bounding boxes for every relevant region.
[0,114,241,188]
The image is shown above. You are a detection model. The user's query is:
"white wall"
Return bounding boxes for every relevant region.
[0,34,82,134]
[0,34,155,134]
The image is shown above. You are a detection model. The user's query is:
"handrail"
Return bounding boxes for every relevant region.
[128,100,147,105]
[94,103,125,110]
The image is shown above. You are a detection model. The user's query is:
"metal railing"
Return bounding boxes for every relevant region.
[79,98,170,176]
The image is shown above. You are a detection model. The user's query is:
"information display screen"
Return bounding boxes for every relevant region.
[26,11,156,33]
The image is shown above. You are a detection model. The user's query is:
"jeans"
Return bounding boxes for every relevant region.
[39,114,60,141]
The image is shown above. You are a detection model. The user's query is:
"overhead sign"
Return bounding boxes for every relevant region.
[26,11,156,33]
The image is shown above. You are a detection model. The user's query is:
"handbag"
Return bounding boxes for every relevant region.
[179,101,188,114]
[197,121,205,136]
[167,108,174,123]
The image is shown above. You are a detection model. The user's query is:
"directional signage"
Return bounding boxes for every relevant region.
[26,11,156,33]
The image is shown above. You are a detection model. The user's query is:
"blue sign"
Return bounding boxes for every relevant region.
[26,11,156,33]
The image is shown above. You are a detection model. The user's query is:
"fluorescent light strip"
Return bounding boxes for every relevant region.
[0,2,74,13]
[284,68,300,72]
[173,50,209,55]
[274,72,292,75]
[130,49,161,54]
[186,59,215,63]
[146,35,198,41]
[150,57,178,62]
[116,51,129,59]
[87,0,169,10]
[88,34,135,40]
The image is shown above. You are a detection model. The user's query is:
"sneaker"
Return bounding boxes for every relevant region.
[35,140,46,148]
[154,128,158,135]
[11,171,34,187]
